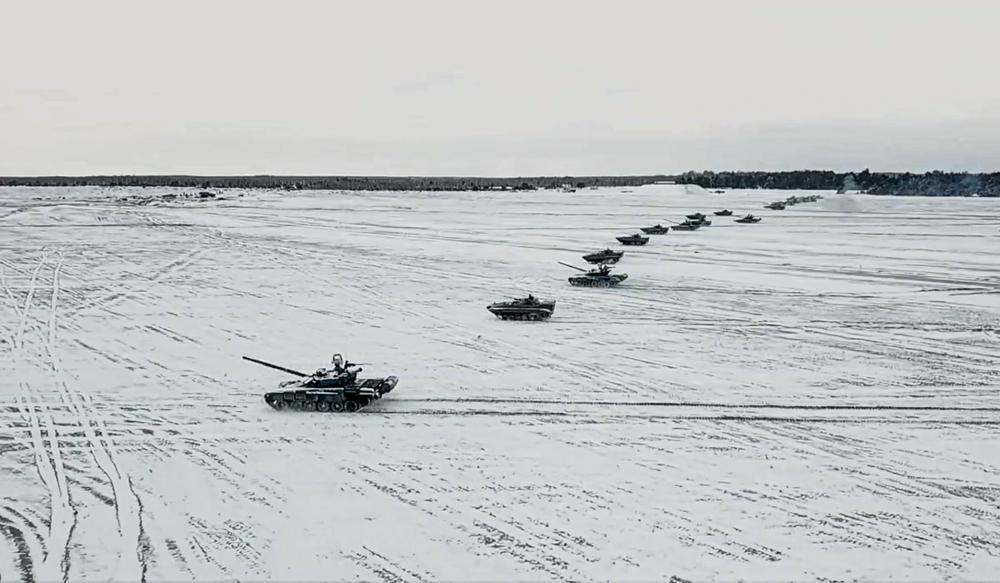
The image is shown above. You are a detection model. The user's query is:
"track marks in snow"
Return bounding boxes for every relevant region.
[3,252,76,582]
[1,251,150,582]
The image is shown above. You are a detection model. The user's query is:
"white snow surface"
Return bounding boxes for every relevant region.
[1,185,998,581]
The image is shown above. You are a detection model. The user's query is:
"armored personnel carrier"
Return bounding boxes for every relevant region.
[582,248,623,264]
[616,233,650,246]
[487,295,555,320]
[560,262,628,287]
[640,224,670,235]
[245,355,399,413]
[714,209,733,216]
[735,214,762,223]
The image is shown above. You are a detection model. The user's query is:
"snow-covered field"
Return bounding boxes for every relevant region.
[1,184,998,581]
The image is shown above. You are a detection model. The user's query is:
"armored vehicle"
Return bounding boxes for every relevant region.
[559,262,628,287]
[765,201,786,210]
[714,209,733,216]
[686,212,707,221]
[245,355,399,413]
[616,233,650,246]
[487,295,555,320]
[583,248,623,264]
[640,224,670,235]
[671,222,702,231]
[735,214,762,223]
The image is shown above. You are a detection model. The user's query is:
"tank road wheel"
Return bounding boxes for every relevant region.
[332,401,345,412]
[272,399,285,410]
[316,400,330,412]
[302,401,316,412]
[344,400,359,413]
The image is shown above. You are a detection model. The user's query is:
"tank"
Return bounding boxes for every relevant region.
[735,214,762,223]
[765,201,786,210]
[616,233,650,245]
[686,212,706,221]
[671,221,702,231]
[244,355,399,413]
[640,224,670,234]
[714,209,733,216]
[582,248,623,264]
[487,295,555,320]
[559,262,628,287]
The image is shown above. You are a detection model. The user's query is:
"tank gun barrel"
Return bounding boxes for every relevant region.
[242,356,308,377]
[557,261,587,272]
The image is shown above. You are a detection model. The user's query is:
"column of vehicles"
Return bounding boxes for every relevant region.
[485,204,772,323]
[253,195,819,412]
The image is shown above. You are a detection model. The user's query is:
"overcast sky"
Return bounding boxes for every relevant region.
[2,0,999,175]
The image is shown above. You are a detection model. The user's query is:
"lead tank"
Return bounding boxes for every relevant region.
[244,355,399,413]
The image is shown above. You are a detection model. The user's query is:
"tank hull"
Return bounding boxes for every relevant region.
[583,253,622,264]
[568,273,628,287]
[616,236,649,245]
[714,210,733,216]
[671,223,701,231]
[639,226,670,234]
[265,376,398,412]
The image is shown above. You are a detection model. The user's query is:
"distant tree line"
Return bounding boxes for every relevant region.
[3,171,998,196]
[676,170,1000,197]
[0,174,669,191]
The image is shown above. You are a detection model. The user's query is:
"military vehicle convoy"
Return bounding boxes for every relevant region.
[245,355,398,412]
[249,192,794,413]
[487,295,556,320]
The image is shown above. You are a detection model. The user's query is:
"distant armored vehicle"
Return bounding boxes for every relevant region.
[714,209,733,216]
[765,201,786,210]
[245,354,399,413]
[616,233,650,246]
[559,262,628,287]
[640,224,670,234]
[735,214,762,223]
[487,295,555,320]
[582,248,623,264]
[686,212,707,221]
[671,222,702,231]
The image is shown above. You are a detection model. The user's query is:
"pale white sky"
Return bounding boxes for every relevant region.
[2,0,999,175]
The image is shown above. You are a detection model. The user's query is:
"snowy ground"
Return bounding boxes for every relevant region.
[1,184,998,582]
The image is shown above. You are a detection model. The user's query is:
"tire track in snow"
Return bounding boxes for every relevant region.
[40,251,148,582]
[3,252,75,583]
